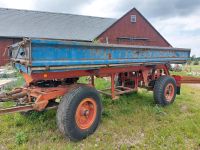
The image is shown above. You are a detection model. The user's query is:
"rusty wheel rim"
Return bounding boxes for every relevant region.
[164,83,175,102]
[75,98,97,130]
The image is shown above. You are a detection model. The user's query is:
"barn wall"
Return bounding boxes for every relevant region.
[0,38,21,66]
[97,9,171,47]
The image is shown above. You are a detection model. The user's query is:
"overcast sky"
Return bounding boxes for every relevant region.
[0,0,199,56]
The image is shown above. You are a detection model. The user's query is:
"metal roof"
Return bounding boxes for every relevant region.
[0,8,116,41]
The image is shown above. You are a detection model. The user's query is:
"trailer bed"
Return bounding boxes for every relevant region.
[9,38,190,74]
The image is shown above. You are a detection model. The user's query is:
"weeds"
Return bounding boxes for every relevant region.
[153,105,166,115]
[15,132,28,145]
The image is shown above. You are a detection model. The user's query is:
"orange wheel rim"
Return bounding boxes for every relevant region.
[164,83,175,102]
[75,98,97,130]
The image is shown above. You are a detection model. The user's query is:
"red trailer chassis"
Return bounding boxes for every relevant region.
[1,64,199,115]
[1,64,200,141]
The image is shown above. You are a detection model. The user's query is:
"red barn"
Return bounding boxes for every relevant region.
[0,8,171,66]
[97,8,171,46]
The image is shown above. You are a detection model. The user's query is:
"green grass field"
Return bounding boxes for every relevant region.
[171,65,200,77]
[0,66,200,150]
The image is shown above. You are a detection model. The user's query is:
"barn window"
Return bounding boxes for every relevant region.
[130,15,136,23]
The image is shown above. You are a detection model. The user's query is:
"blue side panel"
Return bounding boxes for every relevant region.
[30,39,190,67]
[10,39,191,74]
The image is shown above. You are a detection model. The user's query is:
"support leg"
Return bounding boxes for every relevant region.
[111,74,118,100]
[142,69,149,87]
[91,75,95,87]
[134,72,139,91]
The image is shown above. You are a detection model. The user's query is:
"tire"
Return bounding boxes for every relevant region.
[153,76,177,106]
[56,85,102,141]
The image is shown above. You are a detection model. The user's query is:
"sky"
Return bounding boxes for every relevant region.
[0,0,199,56]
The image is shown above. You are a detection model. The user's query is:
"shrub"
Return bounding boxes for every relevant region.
[193,60,199,65]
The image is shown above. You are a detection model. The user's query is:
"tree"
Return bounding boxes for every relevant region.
[191,55,196,61]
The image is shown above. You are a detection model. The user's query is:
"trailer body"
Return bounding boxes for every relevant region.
[10,39,190,75]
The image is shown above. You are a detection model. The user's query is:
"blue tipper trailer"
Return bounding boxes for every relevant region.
[10,38,190,73]
[1,38,198,141]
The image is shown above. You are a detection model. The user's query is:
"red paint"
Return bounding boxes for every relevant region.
[164,83,175,102]
[32,86,69,111]
[29,65,169,82]
[30,65,153,81]
[1,64,176,114]
[75,98,97,129]
[111,73,116,99]
[0,38,21,66]
[97,8,171,47]
[0,39,13,66]
[173,75,200,84]
[25,64,170,101]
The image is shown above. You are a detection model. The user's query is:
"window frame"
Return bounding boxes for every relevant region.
[130,15,137,23]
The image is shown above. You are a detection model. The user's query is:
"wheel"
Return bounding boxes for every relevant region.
[153,76,177,106]
[56,85,102,141]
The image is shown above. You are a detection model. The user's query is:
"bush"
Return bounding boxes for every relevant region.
[194,60,199,65]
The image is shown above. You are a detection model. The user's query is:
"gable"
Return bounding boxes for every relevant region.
[97,8,171,47]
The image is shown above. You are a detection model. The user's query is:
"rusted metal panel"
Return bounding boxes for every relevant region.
[97,8,171,47]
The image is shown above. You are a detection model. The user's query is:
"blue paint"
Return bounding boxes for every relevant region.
[14,63,31,74]
[10,39,191,73]
[31,58,188,66]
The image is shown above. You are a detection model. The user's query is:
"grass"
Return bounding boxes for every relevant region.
[171,65,200,77]
[0,65,200,149]
[191,65,200,70]
[0,77,200,149]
